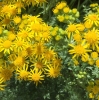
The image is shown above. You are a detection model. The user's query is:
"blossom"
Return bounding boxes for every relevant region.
[66,23,78,38]
[0,66,13,81]
[68,41,91,59]
[13,37,28,53]
[84,28,99,50]
[57,15,65,22]
[13,56,25,67]
[16,64,29,81]
[84,13,99,26]
[45,65,61,78]
[28,68,44,86]
[63,7,70,13]
[0,39,13,54]
[91,52,98,59]
[13,16,21,24]
[44,48,56,61]
[30,56,47,71]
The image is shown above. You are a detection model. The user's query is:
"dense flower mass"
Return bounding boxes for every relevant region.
[0,0,63,90]
[1,0,99,100]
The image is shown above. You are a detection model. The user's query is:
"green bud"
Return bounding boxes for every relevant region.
[75,12,80,17]
[83,72,87,75]
[3,30,9,35]
[79,71,83,74]
[77,75,82,78]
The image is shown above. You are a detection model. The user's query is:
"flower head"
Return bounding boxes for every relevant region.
[28,68,44,86]
[69,41,91,59]
[45,65,61,78]
[84,13,99,26]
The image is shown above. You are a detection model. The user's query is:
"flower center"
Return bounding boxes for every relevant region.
[89,14,98,21]
[68,24,76,32]
[74,45,85,55]
[32,74,40,81]
[85,32,98,44]
[20,70,28,78]
[3,40,12,49]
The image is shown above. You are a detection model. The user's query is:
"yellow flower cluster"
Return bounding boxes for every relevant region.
[65,3,99,68]
[0,0,62,89]
[86,80,99,99]
[53,1,79,23]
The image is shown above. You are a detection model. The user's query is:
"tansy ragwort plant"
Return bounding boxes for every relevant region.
[1,0,99,100]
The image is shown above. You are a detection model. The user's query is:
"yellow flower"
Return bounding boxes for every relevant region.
[92,85,99,94]
[69,41,91,59]
[57,15,65,22]
[67,24,76,32]
[13,37,28,53]
[16,64,29,81]
[53,8,59,14]
[84,13,99,26]
[0,66,13,81]
[73,33,82,42]
[1,5,11,16]
[29,68,44,86]
[17,29,31,41]
[13,16,21,24]
[66,23,78,38]
[63,7,70,13]
[14,56,25,67]
[56,2,66,10]
[41,31,51,42]
[84,28,99,50]
[0,39,13,54]
[45,65,61,78]
[44,48,56,61]
[90,3,98,8]
[30,56,47,71]
[91,52,98,59]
